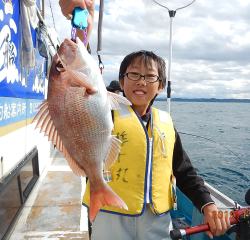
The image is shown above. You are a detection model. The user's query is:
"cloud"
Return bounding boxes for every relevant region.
[44,0,250,99]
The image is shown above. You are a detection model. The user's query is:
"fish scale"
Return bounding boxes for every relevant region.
[32,37,131,222]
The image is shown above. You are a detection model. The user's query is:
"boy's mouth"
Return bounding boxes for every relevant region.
[134,91,145,95]
[134,89,146,95]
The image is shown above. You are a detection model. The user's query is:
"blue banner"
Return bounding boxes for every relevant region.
[0,97,43,128]
[0,0,46,100]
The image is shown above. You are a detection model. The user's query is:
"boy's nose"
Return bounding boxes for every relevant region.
[136,77,146,86]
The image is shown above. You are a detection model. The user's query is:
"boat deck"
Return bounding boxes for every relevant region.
[8,150,237,240]
[9,150,89,240]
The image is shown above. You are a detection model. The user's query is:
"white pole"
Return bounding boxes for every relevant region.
[152,1,196,114]
[167,11,175,114]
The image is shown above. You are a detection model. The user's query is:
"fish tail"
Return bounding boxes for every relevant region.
[89,182,128,222]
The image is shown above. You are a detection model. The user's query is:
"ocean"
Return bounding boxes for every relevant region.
[153,101,250,206]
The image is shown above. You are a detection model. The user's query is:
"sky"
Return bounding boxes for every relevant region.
[44,0,250,99]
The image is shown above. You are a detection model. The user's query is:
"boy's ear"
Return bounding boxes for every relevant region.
[157,84,164,94]
[157,88,163,94]
[119,78,124,90]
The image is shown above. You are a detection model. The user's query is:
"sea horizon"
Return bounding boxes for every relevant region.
[155,98,250,103]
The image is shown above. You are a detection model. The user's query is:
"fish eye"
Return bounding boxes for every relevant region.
[55,61,65,73]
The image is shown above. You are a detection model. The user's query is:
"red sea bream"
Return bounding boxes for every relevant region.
[32,38,130,221]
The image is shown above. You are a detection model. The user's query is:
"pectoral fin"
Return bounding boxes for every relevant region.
[107,91,131,110]
[103,136,122,171]
[67,68,97,93]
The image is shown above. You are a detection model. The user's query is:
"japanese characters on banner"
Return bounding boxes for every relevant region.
[0,97,42,127]
[0,0,46,129]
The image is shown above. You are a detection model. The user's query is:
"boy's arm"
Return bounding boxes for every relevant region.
[172,128,213,210]
[172,129,231,238]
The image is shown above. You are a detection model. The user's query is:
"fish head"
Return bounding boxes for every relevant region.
[48,38,101,95]
[57,38,87,69]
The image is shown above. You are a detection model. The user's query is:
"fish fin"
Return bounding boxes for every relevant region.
[50,133,87,176]
[59,139,63,152]
[62,147,87,177]
[32,101,60,144]
[40,114,51,133]
[103,136,122,171]
[52,130,58,146]
[44,119,53,137]
[56,134,61,150]
[36,100,47,110]
[48,125,55,141]
[70,69,97,92]
[32,97,87,178]
[32,101,49,124]
[107,92,131,110]
[89,182,128,222]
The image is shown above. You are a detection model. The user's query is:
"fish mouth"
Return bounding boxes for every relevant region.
[55,38,78,67]
[63,38,78,49]
[59,37,87,66]
[75,37,86,53]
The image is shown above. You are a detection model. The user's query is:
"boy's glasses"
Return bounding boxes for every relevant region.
[123,72,161,83]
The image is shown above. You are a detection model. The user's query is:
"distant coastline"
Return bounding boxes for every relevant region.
[155,98,250,103]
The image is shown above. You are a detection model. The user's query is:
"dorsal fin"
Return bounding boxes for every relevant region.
[44,119,53,137]
[52,130,58,146]
[40,114,51,133]
[32,103,48,124]
[48,125,55,141]
[36,100,47,110]
[32,101,57,144]
[33,100,87,177]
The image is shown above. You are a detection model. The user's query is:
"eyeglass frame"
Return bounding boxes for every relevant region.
[123,72,161,83]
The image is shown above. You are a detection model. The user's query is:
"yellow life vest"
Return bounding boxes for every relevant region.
[82,105,176,216]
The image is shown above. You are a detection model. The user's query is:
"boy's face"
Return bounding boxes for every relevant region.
[119,57,163,115]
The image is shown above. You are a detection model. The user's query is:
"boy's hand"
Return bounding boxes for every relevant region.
[203,204,231,239]
[59,0,92,17]
[59,0,95,46]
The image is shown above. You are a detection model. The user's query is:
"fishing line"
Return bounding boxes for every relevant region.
[97,0,104,73]
[48,0,57,32]
[178,131,244,163]
[152,0,196,11]
[179,132,241,160]
[180,132,250,203]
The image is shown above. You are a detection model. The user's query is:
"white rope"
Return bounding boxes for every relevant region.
[153,123,166,154]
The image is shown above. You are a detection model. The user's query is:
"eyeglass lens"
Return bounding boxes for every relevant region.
[127,72,158,83]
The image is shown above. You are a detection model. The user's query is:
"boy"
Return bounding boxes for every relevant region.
[82,50,231,239]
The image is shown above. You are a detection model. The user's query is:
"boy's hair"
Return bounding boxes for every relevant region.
[119,50,166,107]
